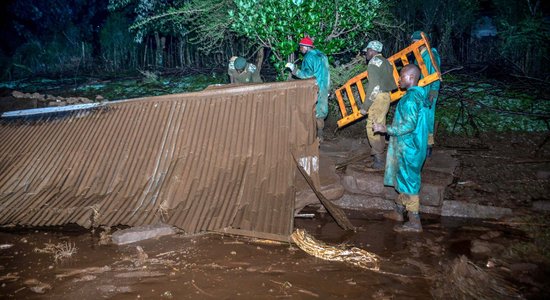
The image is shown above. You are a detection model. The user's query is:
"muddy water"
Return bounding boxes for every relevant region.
[0,211,544,299]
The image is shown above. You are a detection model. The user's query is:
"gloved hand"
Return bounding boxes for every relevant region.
[285,62,295,72]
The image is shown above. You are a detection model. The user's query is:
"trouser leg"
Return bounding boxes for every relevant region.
[401,194,420,213]
[366,92,390,156]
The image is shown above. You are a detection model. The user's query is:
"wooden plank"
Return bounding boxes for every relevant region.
[292,154,355,231]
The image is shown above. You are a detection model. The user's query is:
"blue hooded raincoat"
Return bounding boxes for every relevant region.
[295,49,330,119]
[384,86,430,195]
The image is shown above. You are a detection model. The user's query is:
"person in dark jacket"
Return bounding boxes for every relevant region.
[228,56,262,84]
[359,40,398,169]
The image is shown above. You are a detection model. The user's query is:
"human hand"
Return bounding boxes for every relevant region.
[359,109,367,115]
[372,123,386,133]
[230,56,238,62]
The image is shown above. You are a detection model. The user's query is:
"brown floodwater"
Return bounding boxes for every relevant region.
[0,210,546,299]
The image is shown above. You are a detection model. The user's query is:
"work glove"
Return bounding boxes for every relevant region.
[285,62,295,72]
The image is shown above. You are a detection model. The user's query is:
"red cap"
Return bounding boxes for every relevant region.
[299,37,314,48]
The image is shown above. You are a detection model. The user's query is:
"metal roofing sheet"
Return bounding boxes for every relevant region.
[0,80,320,241]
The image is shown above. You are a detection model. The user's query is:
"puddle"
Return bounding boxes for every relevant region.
[1,210,546,299]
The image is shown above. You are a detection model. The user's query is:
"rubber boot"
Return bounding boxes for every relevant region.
[317,127,324,143]
[426,146,433,159]
[316,118,325,143]
[371,153,385,170]
[383,203,405,221]
[393,211,423,233]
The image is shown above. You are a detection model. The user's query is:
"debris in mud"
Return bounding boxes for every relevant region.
[161,290,174,298]
[111,223,176,245]
[56,266,112,279]
[72,274,97,282]
[97,284,133,294]
[98,226,112,245]
[0,244,13,249]
[431,256,522,299]
[33,241,77,263]
[0,273,19,282]
[135,246,149,266]
[291,229,380,270]
[114,271,165,278]
[24,279,52,294]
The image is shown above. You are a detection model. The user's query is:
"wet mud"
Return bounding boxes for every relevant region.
[1,210,547,299]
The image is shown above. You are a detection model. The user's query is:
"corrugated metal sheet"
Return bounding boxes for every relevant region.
[0,80,320,241]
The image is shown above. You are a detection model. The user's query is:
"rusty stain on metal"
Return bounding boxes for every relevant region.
[336,32,442,128]
[0,80,320,241]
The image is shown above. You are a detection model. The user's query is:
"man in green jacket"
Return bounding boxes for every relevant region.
[373,64,430,233]
[286,37,330,141]
[359,40,398,169]
[411,31,441,157]
[228,56,262,84]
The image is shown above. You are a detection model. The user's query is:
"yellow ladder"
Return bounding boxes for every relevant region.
[335,32,442,128]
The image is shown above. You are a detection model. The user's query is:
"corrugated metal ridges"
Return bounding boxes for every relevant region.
[0,80,319,240]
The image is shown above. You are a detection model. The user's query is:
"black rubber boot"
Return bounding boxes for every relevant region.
[371,154,385,170]
[394,211,423,233]
[426,146,433,158]
[383,203,405,221]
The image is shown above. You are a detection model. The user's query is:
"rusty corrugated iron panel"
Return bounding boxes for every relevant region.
[0,80,319,241]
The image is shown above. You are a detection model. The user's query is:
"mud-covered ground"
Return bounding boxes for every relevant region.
[1,130,549,299]
[1,210,548,299]
[439,132,550,209]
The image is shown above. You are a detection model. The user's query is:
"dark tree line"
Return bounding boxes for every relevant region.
[0,0,548,80]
